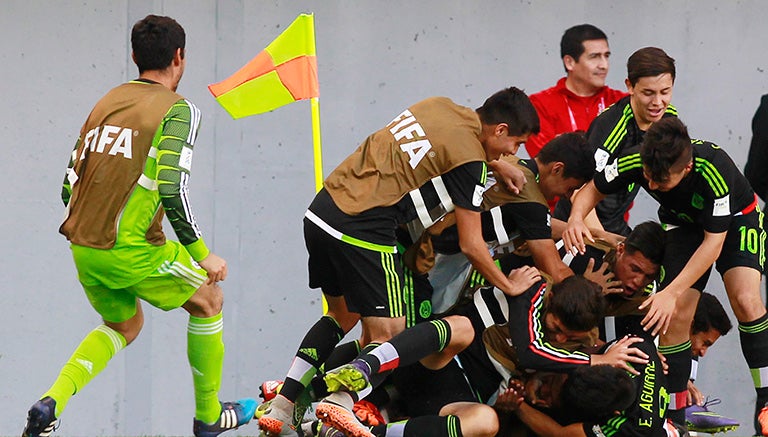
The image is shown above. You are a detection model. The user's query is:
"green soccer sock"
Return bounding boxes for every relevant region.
[43,325,126,417]
[188,312,224,424]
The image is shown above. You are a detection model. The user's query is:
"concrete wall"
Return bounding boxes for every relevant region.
[1,0,767,434]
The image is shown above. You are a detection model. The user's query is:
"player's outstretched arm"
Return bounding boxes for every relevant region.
[639,230,726,335]
[563,181,605,255]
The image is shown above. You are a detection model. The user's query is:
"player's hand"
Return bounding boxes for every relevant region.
[506,266,542,296]
[591,335,648,375]
[582,258,623,295]
[687,380,704,406]
[490,158,527,194]
[562,217,593,255]
[495,379,525,412]
[638,290,678,336]
[657,350,669,375]
[199,252,227,284]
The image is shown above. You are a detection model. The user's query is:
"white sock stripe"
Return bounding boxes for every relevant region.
[754,366,768,388]
[287,356,316,383]
[96,325,125,352]
[371,342,399,366]
[188,318,224,335]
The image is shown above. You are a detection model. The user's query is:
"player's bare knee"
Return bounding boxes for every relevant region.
[327,309,359,334]
[361,316,405,344]
[444,315,474,349]
[106,312,143,345]
[184,281,224,318]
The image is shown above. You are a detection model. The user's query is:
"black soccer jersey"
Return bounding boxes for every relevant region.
[585,96,678,236]
[480,159,553,242]
[582,339,670,437]
[595,140,757,234]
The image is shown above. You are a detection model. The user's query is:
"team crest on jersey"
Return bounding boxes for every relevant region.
[713,195,730,217]
[604,160,619,182]
[691,193,704,210]
[594,149,610,172]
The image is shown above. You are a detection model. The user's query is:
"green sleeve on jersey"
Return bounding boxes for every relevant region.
[155,99,210,261]
[62,137,81,206]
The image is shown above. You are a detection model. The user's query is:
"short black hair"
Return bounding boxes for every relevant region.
[561,365,635,423]
[476,87,540,137]
[640,118,692,183]
[561,24,608,63]
[537,131,596,182]
[131,14,186,73]
[627,47,676,86]
[623,221,665,266]
[692,292,733,336]
[548,275,605,332]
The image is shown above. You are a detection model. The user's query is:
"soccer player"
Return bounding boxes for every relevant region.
[424,131,597,313]
[310,275,636,437]
[499,341,684,437]
[563,117,768,434]
[525,24,626,159]
[257,87,542,436]
[554,46,678,236]
[21,15,256,437]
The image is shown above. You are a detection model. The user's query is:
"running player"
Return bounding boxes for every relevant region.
[21,15,256,437]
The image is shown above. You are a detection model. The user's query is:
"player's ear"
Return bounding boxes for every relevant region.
[552,162,565,176]
[495,123,509,137]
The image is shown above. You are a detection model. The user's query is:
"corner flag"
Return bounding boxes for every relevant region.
[208,13,319,118]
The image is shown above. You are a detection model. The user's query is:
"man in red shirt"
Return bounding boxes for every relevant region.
[525,24,626,158]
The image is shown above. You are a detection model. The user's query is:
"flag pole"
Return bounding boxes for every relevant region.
[306,14,328,313]
[311,97,323,193]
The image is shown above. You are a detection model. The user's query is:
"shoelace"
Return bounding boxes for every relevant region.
[699,397,722,411]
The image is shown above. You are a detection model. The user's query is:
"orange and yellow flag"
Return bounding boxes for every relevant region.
[209,13,319,118]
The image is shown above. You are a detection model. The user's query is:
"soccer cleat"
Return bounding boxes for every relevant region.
[255,400,272,420]
[301,419,345,437]
[323,360,371,394]
[684,398,739,434]
[353,400,385,427]
[258,395,299,437]
[759,402,768,436]
[316,395,374,437]
[193,398,258,437]
[22,397,58,437]
[260,380,285,402]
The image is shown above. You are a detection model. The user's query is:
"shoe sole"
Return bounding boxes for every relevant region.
[316,403,373,437]
[324,368,368,393]
[687,425,739,433]
[258,416,298,436]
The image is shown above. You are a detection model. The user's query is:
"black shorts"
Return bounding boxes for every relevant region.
[304,217,404,318]
[390,359,478,417]
[660,209,765,290]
